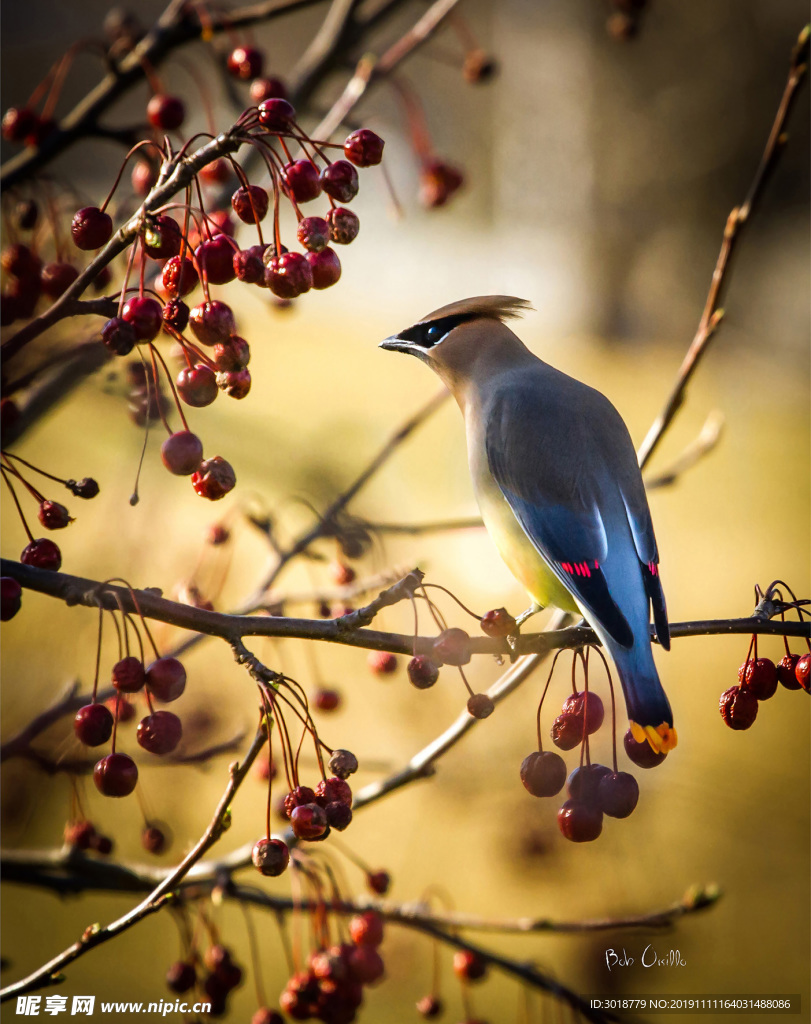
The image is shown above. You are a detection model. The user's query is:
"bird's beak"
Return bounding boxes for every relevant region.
[379,335,416,354]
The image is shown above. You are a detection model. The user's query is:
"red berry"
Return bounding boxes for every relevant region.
[520,750,566,797]
[101,317,137,355]
[343,129,384,167]
[306,247,341,290]
[597,770,639,818]
[37,500,71,530]
[265,252,313,298]
[282,785,317,819]
[314,687,341,711]
[137,711,183,754]
[297,216,330,253]
[21,538,61,570]
[480,607,517,637]
[795,653,811,692]
[1,577,22,621]
[315,776,352,808]
[74,703,115,746]
[2,106,38,142]
[121,295,163,342]
[161,298,189,333]
[188,300,236,345]
[64,819,97,850]
[166,962,196,994]
[566,763,611,805]
[776,653,802,690]
[368,650,398,674]
[216,368,251,399]
[142,824,168,853]
[14,199,39,231]
[416,995,443,1018]
[147,94,185,130]
[407,655,439,689]
[290,802,328,839]
[195,235,236,285]
[348,945,385,984]
[321,160,359,202]
[251,77,288,102]
[350,910,383,947]
[432,627,471,666]
[227,45,264,80]
[326,207,360,245]
[252,837,290,876]
[112,655,146,693]
[161,256,198,298]
[623,727,667,767]
[93,752,138,797]
[550,713,582,750]
[192,456,236,500]
[143,215,182,259]
[283,160,322,203]
[324,801,353,830]
[71,207,113,250]
[719,685,759,729]
[467,693,495,718]
[330,561,353,585]
[199,158,232,185]
[177,364,218,407]
[420,159,464,208]
[107,695,136,722]
[562,690,605,734]
[741,658,778,700]
[161,431,203,475]
[257,97,296,131]
[213,335,251,371]
[2,243,42,278]
[368,870,390,895]
[233,245,266,284]
[145,657,187,702]
[557,799,603,842]
[452,949,487,982]
[41,262,78,299]
[132,160,158,195]
[71,477,100,499]
[231,185,268,224]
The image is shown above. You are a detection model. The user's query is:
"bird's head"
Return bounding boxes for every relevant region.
[379,295,534,391]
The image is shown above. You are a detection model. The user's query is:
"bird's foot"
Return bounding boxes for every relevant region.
[514,603,543,629]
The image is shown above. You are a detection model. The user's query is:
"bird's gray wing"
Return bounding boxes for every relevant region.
[484,378,636,648]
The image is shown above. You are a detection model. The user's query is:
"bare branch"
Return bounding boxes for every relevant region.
[637,26,809,471]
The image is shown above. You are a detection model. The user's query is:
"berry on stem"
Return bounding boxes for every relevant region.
[231,185,268,223]
[21,538,61,570]
[93,752,138,797]
[161,431,204,476]
[557,799,603,842]
[343,129,384,167]
[41,262,79,299]
[623,727,667,766]
[1,577,22,620]
[776,653,802,690]
[74,703,115,746]
[137,711,183,754]
[233,245,266,284]
[795,653,810,692]
[191,456,236,500]
[282,160,322,203]
[227,46,264,80]
[368,650,397,674]
[71,207,113,250]
[145,657,186,702]
[143,215,182,259]
[326,207,360,245]
[38,500,71,530]
[480,607,517,637]
[321,160,359,202]
[189,300,236,345]
[101,317,137,356]
[719,685,758,730]
[161,256,198,298]
[112,655,146,693]
[177,364,218,407]
[741,658,778,700]
[467,693,494,718]
[264,252,312,298]
[407,655,439,689]
[257,97,295,131]
[432,627,471,666]
[252,837,290,876]
[121,296,163,343]
[306,248,341,290]
[520,750,566,797]
[147,94,185,130]
[453,949,487,982]
[195,235,236,285]
[597,771,639,818]
[297,216,330,253]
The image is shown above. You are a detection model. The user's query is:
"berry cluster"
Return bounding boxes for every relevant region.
[520,648,657,843]
[278,909,386,1022]
[166,943,244,1018]
[71,594,188,801]
[1,451,99,580]
[719,631,809,731]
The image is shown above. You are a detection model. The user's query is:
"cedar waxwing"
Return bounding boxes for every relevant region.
[380,296,676,754]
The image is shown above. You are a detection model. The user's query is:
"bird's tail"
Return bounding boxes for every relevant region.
[609,637,677,754]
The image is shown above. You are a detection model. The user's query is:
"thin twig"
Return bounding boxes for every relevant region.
[637,26,809,471]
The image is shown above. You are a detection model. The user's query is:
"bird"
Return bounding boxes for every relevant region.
[380,295,676,754]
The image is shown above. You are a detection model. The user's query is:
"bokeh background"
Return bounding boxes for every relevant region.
[1,1,809,1022]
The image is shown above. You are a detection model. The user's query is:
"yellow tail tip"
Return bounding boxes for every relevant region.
[630,721,678,754]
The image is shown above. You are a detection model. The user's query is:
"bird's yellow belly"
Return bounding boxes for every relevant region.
[473,473,579,613]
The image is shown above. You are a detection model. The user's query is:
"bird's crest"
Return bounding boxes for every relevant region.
[419,295,534,325]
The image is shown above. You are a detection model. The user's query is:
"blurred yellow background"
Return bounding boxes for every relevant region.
[1,1,809,1022]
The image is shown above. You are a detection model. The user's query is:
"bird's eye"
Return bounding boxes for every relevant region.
[423,324,444,345]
